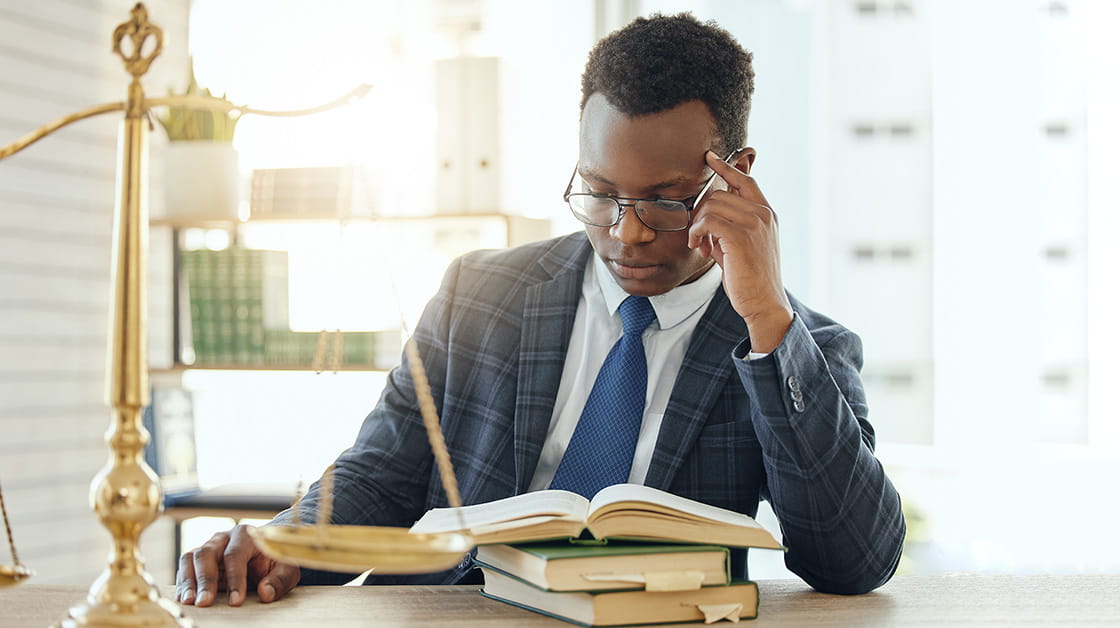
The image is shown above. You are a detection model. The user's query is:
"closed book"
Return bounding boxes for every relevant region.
[479,567,758,627]
[411,483,782,550]
[474,542,729,592]
[213,248,236,364]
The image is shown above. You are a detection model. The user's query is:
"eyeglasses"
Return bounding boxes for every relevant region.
[562,158,726,232]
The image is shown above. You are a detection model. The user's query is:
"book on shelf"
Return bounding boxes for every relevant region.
[180,246,404,369]
[479,567,758,627]
[250,165,375,219]
[474,541,730,592]
[410,483,782,550]
[141,385,199,496]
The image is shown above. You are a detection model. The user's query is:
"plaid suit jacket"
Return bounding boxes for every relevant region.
[289,232,905,594]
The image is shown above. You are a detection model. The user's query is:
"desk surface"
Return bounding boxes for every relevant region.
[2,574,1118,627]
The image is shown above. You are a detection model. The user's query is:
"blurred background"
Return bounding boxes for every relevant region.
[1,0,1117,585]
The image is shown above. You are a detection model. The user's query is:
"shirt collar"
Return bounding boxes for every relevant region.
[590,253,722,331]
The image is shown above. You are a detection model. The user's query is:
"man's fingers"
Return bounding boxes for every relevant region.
[223,524,257,606]
[704,151,771,209]
[175,551,197,604]
[258,562,301,604]
[192,531,231,607]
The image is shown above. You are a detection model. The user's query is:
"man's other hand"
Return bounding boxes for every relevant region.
[175,523,300,607]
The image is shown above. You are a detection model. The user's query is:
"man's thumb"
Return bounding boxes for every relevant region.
[258,563,300,603]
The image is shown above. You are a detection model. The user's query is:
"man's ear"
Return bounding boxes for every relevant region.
[735,147,757,174]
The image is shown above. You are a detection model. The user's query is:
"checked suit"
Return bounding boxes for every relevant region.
[280,232,905,594]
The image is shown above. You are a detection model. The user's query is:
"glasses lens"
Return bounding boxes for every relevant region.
[568,194,619,227]
[634,200,690,231]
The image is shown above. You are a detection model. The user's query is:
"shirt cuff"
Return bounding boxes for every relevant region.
[746,351,770,361]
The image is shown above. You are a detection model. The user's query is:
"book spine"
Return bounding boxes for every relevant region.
[245,249,266,366]
[230,247,252,365]
[213,248,236,365]
[192,249,218,365]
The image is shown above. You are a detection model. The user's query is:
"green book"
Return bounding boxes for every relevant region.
[474,541,730,592]
[229,247,252,365]
[184,248,219,365]
[479,567,758,626]
[243,250,266,365]
[212,248,236,365]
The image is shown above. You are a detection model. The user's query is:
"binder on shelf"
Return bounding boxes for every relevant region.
[250,165,376,219]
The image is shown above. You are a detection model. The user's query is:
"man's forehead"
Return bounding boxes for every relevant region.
[578,94,717,173]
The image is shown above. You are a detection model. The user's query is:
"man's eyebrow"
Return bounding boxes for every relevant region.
[578,168,697,193]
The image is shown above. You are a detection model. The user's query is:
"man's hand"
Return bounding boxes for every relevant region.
[175,524,300,607]
[688,150,794,353]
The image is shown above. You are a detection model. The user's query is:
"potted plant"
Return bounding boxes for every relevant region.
[156,62,242,220]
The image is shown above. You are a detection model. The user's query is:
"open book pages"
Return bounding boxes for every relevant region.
[409,484,782,549]
[587,484,768,530]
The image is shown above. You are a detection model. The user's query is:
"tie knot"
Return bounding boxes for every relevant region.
[618,296,656,336]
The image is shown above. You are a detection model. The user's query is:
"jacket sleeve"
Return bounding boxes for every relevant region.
[732,311,905,594]
[267,256,464,583]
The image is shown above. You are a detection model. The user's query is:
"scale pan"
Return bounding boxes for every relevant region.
[0,563,32,587]
[248,525,473,575]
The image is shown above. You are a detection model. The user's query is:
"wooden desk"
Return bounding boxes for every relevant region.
[2,575,1117,627]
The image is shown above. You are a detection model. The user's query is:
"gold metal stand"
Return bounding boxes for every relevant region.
[0,4,370,625]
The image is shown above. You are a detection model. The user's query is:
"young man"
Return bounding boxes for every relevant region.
[176,13,904,607]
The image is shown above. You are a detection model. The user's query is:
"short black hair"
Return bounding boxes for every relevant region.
[580,13,755,154]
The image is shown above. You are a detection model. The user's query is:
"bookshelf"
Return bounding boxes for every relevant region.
[151,212,552,374]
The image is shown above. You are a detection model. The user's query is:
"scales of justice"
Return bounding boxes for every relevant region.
[0,4,473,625]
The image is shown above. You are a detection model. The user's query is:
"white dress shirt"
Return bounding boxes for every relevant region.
[528,253,724,490]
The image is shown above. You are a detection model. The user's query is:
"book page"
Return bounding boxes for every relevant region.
[587,484,764,529]
[410,490,590,534]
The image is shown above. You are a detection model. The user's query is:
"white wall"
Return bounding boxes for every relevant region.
[0,0,190,585]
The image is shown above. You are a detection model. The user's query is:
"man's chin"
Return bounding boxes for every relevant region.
[608,272,674,297]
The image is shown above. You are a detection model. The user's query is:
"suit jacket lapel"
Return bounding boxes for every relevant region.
[513,235,590,493]
[644,287,747,490]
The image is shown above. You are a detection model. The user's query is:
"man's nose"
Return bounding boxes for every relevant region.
[609,205,656,244]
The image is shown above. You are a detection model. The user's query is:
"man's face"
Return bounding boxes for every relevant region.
[578,93,719,297]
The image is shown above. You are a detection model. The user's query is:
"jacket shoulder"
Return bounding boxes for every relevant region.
[452,232,590,290]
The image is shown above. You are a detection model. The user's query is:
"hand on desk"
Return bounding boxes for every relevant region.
[176,524,300,607]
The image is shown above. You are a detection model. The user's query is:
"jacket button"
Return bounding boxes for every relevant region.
[793,399,806,413]
[787,375,801,393]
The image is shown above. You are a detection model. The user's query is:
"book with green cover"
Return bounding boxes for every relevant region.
[474,541,730,592]
[213,248,236,364]
[479,567,759,626]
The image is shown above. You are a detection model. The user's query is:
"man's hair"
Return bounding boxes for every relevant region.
[580,13,755,154]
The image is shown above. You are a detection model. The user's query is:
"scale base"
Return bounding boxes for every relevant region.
[56,570,196,628]
[58,597,195,628]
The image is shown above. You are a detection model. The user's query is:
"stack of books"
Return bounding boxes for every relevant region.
[410,484,783,626]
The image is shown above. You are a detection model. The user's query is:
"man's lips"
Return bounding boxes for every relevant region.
[608,259,661,280]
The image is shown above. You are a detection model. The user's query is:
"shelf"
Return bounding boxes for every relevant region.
[150,212,547,229]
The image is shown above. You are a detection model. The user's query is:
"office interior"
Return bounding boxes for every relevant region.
[1,0,1118,589]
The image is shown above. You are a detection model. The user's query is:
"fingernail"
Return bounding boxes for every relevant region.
[197,590,211,605]
[229,590,243,606]
[262,583,276,602]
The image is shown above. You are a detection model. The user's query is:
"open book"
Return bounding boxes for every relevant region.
[409,483,782,549]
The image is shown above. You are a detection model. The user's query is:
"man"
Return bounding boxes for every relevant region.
[176,13,905,607]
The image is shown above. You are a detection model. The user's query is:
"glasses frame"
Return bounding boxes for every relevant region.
[562,150,740,232]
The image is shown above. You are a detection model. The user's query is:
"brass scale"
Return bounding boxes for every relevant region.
[0,4,472,625]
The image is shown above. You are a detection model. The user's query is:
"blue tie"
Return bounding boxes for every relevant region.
[550,296,657,498]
